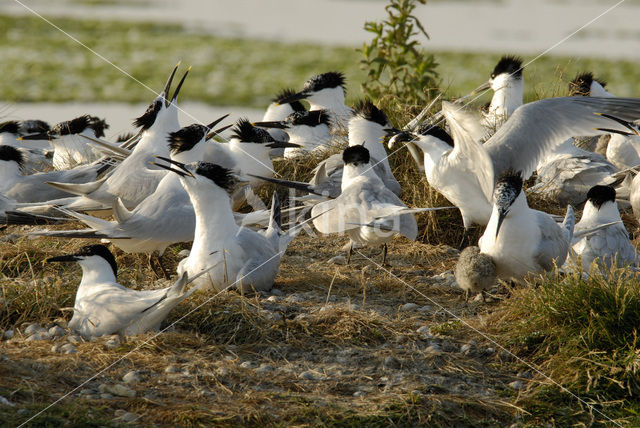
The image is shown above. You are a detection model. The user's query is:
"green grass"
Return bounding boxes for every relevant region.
[487,267,640,425]
[2,13,640,111]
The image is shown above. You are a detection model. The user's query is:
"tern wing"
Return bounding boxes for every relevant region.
[442,101,495,202]
[533,211,570,271]
[485,97,640,180]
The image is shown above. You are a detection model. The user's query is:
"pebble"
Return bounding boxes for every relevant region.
[177,249,190,258]
[266,295,281,302]
[270,288,284,296]
[353,391,366,397]
[216,367,230,376]
[418,305,432,313]
[383,356,400,369]
[285,294,304,304]
[508,380,524,390]
[0,233,20,243]
[115,410,138,423]
[329,255,347,265]
[240,361,255,369]
[165,365,180,374]
[79,389,94,396]
[517,371,533,379]
[67,335,83,344]
[0,396,14,407]
[122,371,141,384]
[50,343,62,353]
[48,326,66,338]
[299,370,321,380]
[24,323,45,336]
[104,337,121,350]
[416,325,430,334]
[61,344,77,354]
[425,343,443,354]
[485,347,495,355]
[26,331,52,341]
[399,303,419,312]
[3,330,14,340]
[256,364,273,374]
[17,408,29,416]
[100,393,114,400]
[460,343,472,354]
[101,383,136,398]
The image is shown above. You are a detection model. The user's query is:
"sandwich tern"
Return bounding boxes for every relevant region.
[47,244,200,339]
[569,185,638,271]
[479,170,574,283]
[153,159,298,293]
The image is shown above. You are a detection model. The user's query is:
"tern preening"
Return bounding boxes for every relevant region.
[253,109,332,158]
[261,88,307,147]
[276,71,352,130]
[153,159,299,293]
[47,244,198,339]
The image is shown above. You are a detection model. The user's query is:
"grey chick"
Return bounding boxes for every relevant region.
[455,246,497,302]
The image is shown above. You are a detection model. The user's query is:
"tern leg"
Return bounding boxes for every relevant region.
[346,243,354,265]
[465,289,470,302]
[459,228,470,249]
[148,254,160,278]
[382,244,389,266]
[156,254,171,279]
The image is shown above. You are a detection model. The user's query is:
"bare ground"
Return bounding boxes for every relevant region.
[0,228,544,427]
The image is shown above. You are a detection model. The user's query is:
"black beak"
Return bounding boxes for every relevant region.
[276,90,308,105]
[496,207,509,238]
[162,62,180,107]
[169,67,191,105]
[266,140,301,149]
[152,156,195,178]
[595,128,634,137]
[252,121,287,129]
[206,124,233,140]
[19,132,50,141]
[46,254,79,263]
[206,114,230,131]
[596,113,640,135]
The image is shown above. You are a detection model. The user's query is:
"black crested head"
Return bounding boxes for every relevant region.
[168,124,208,154]
[51,115,97,136]
[494,170,522,237]
[495,170,523,204]
[417,123,454,147]
[303,71,346,94]
[491,55,523,79]
[568,72,607,96]
[134,99,163,130]
[273,88,306,112]
[0,121,20,135]
[194,162,237,193]
[587,185,615,209]
[19,120,50,135]
[87,116,109,138]
[0,145,25,167]
[287,110,331,127]
[76,244,117,277]
[352,99,388,126]
[231,118,274,143]
[116,132,135,143]
[342,144,370,166]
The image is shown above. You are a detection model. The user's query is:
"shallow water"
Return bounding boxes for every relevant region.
[2,102,262,139]
[2,0,640,59]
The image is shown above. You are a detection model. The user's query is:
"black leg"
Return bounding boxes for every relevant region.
[156,254,171,279]
[148,254,161,279]
[459,228,470,249]
[382,244,388,266]
[346,243,353,265]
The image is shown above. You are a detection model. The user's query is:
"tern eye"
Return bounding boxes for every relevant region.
[490,73,496,79]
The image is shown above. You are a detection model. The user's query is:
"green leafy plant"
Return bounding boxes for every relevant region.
[359,0,439,108]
